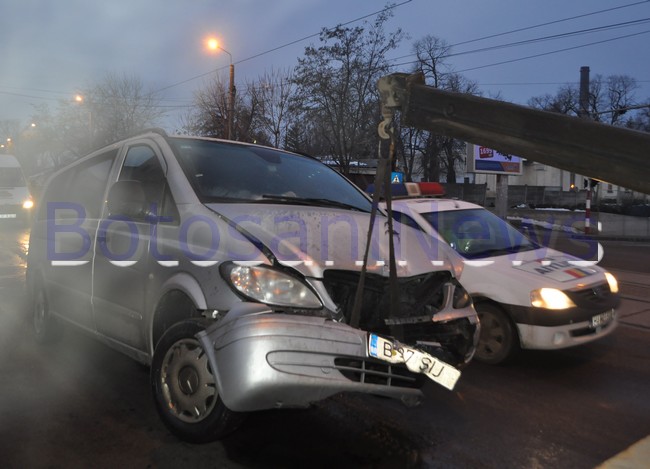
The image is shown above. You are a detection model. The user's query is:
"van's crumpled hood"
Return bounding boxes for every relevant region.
[206,203,461,279]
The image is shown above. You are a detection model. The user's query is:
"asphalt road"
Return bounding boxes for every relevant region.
[1,223,648,468]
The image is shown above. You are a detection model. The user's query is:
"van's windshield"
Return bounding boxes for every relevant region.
[0,167,26,188]
[169,138,373,213]
[421,208,538,259]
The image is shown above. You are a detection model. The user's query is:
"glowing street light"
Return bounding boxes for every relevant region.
[206,37,235,140]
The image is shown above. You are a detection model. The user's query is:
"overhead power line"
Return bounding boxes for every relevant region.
[454,29,650,74]
[169,12,650,101]
[3,0,649,108]
[448,17,650,58]
[153,0,413,94]
[452,0,650,47]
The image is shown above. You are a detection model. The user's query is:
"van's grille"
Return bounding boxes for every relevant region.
[323,270,452,330]
[334,357,425,388]
[323,270,476,366]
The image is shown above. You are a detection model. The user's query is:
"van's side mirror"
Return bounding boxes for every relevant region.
[106,180,148,219]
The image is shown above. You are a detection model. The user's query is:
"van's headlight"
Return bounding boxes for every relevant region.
[604,272,619,294]
[222,264,322,309]
[530,288,576,310]
[22,198,34,210]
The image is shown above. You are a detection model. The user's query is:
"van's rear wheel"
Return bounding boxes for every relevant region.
[151,318,245,443]
[474,303,519,365]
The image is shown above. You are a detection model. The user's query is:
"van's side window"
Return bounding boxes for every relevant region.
[119,145,178,223]
[40,150,116,220]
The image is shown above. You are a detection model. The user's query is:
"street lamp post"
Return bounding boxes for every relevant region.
[207,38,235,140]
[74,94,93,148]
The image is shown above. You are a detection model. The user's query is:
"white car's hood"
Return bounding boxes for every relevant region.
[509,248,603,283]
[459,246,607,305]
[207,203,462,279]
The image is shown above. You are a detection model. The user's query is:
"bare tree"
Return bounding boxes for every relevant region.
[292,9,404,174]
[0,119,21,156]
[19,73,164,181]
[529,74,644,128]
[398,35,479,183]
[183,72,266,143]
[86,72,165,148]
[412,36,452,88]
[624,101,650,132]
[249,68,297,148]
[186,76,230,138]
[528,85,579,115]
[595,74,638,125]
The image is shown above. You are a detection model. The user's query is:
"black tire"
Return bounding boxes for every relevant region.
[474,303,519,365]
[32,280,63,344]
[151,318,245,443]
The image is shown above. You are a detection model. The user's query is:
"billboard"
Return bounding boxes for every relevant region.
[467,144,523,175]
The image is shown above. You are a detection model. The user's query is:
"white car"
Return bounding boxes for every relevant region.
[0,154,34,223]
[380,183,620,364]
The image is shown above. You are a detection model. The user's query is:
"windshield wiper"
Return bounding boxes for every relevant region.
[260,194,370,212]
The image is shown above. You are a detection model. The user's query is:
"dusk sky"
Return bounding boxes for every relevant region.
[1,0,649,131]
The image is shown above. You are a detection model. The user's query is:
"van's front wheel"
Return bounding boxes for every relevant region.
[474,303,519,365]
[151,318,245,443]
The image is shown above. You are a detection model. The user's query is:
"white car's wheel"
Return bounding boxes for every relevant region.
[151,318,245,442]
[474,303,519,365]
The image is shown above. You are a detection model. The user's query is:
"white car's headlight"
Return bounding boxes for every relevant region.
[223,264,323,309]
[604,272,619,294]
[22,198,34,210]
[530,288,576,310]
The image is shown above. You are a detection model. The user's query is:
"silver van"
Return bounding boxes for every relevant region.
[27,129,478,442]
[0,154,33,223]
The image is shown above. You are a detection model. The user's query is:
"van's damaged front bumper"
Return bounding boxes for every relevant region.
[196,304,478,413]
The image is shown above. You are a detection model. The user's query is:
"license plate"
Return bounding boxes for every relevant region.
[368,333,461,391]
[590,310,615,328]
[0,213,16,219]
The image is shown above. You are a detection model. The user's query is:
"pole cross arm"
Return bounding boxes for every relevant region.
[378,73,650,195]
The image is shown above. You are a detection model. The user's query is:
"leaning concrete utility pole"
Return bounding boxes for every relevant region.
[377,72,650,195]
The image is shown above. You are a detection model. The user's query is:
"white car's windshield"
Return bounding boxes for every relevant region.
[421,208,538,259]
[170,138,372,212]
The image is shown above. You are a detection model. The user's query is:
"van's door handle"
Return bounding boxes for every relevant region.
[96,231,110,244]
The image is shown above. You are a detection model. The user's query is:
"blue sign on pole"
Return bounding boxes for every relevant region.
[391,171,404,183]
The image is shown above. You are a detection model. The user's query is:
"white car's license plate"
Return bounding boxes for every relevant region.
[368,333,461,391]
[590,310,615,328]
[0,214,16,219]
